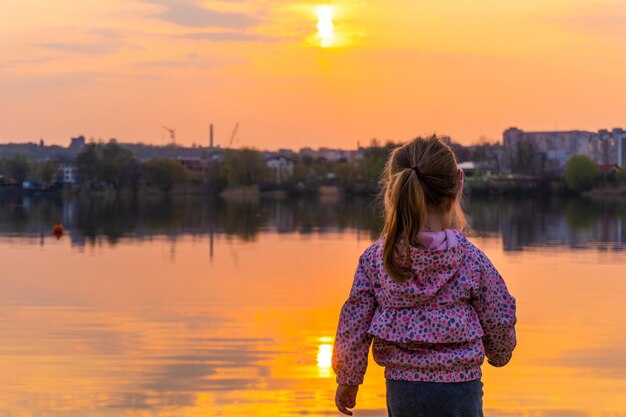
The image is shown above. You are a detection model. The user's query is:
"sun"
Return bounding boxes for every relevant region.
[315,5,335,47]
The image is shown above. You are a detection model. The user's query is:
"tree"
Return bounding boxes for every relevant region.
[284,155,321,193]
[202,161,228,194]
[75,140,140,189]
[76,143,99,186]
[333,161,357,187]
[470,141,505,172]
[564,155,600,192]
[99,140,136,188]
[36,160,60,185]
[222,148,270,186]
[289,155,313,183]
[355,144,394,184]
[510,140,541,175]
[2,154,31,184]
[617,166,626,185]
[142,158,190,194]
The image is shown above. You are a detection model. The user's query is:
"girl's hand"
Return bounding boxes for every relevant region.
[335,384,359,415]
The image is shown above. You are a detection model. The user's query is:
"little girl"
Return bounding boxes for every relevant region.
[332,136,517,417]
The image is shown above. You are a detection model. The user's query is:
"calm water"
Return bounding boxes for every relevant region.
[1,193,625,417]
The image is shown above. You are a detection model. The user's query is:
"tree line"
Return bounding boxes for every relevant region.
[72,140,275,194]
[0,140,275,194]
[0,154,60,186]
[2,139,624,195]
[0,139,399,195]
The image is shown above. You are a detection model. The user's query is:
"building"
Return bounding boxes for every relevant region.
[317,148,356,163]
[70,136,86,149]
[504,127,626,173]
[457,161,494,177]
[599,128,625,167]
[176,157,206,176]
[57,163,77,184]
[276,148,298,160]
[266,155,294,184]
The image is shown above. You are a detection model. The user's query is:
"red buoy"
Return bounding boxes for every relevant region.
[53,223,64,239]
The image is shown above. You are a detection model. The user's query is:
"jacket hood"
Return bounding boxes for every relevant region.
[376,230,468,308]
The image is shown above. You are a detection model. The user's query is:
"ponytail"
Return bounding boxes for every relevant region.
[382,167,428,283]
[380,136,466,284]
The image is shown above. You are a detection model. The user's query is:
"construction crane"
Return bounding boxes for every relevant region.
[162,126,176,145]
[227,123,239,148]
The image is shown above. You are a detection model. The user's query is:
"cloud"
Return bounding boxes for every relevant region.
[38,42,119,55]
[37,29,128,55]
[483,409,588,417]
[1,56,60,71]
[141,363,259,392]
[2,71,104,96]
[546,345,626,379]
[534,411,589,417]
[133,54,230,69]
[52,327,140,355]
[182,31,282,42]
[102,392,153,410]
[146,0,259,29]
[139,337,281,393]
[546,3,626,38]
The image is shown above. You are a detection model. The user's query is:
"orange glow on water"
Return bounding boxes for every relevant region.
[0,232,625,415]
[317,343,333,377]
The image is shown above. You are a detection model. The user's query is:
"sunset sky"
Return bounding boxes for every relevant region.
[2,0,626,149]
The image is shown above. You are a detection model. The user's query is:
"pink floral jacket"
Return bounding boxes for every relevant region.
[332,230,517,385]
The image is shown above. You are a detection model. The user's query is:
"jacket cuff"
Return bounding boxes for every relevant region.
[487,352,512,367]
[336,373,364,385]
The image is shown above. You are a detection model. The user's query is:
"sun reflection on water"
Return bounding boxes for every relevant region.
[316,340,333,378]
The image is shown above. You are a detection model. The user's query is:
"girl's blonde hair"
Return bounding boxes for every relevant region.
[380,136,466,283]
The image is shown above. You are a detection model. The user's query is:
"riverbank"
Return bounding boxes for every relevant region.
[584,185,626,199]
[2,179,626,200]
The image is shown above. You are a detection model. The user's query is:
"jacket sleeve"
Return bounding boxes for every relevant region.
[471,254,517,367]
[332,253,378,385]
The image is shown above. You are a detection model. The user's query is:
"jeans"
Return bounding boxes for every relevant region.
[386,379,484,417]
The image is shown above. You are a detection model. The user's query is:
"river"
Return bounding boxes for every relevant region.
[1,193,625,416]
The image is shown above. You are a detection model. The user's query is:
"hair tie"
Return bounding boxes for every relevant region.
[411,165,421,176]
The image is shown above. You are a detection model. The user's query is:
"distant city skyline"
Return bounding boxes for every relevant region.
[3,1,626,148]
[4,125,626,153]
[5,123,626,151]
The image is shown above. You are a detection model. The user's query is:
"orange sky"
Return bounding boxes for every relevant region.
[2,0,626,149]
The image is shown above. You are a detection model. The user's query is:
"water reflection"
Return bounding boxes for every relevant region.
[1,193,626,416]
[1,193,626,252]
[0,193,383,246]
[467,195,626,251]
[316,343,333,378]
